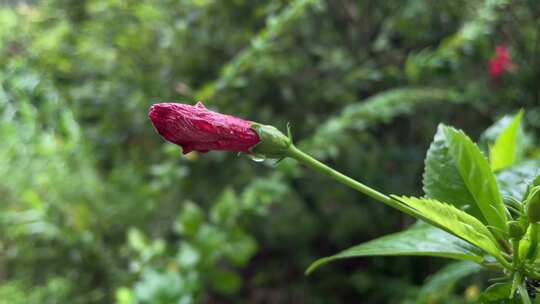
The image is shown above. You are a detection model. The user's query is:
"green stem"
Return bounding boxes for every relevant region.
[527,223,539,261]
[518,281,531,304]
[286,144,421,218]
[513,239,521,269]
[512,271,523,299]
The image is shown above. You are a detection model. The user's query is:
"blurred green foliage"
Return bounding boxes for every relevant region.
[0,0,539,303]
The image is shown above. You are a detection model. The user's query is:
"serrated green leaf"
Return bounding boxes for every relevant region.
[480,111,531,156]
[423,124,483,220]
[490,111,524,172]
[481,116,518,149]
[392,196,503,261]
[306,222,484,274]
[496,159,540,202]
[444,126,508,236]
[417,261,483,301]
[479,283,521,304]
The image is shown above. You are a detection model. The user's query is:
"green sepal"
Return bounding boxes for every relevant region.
[249,123,292,158]
[508,221,525,240]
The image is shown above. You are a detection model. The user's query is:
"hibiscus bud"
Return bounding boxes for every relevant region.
[526,186,540,223]
[249,123,292,158]
[508,221,525,240]
[149,102,260,154]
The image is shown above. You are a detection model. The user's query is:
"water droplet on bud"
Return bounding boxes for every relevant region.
[248,154,266,162]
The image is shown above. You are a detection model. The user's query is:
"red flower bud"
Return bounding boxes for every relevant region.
[148,102,260,154]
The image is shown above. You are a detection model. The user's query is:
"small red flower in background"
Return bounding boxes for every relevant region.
[149,102,260,154]
[489,46,515,79]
